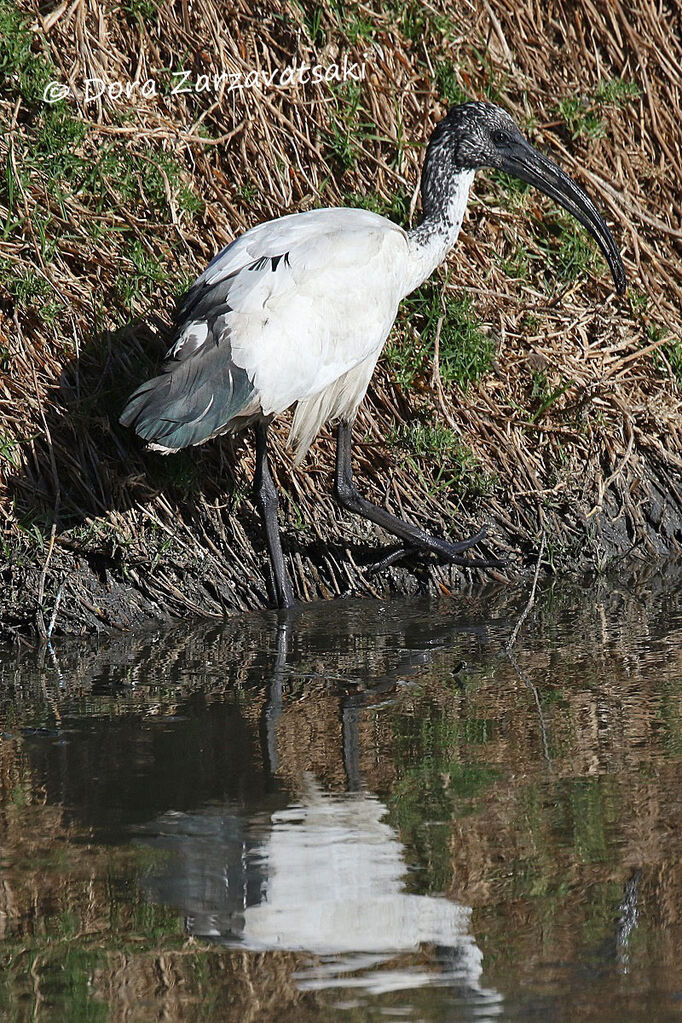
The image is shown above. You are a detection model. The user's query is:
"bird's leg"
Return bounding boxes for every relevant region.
[334,420,504,569]
[254,423,296,608]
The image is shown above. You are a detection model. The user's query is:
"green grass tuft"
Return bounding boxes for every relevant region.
[537,209,602,289]
[557,97,605,141]
[434,62,469,106]
[497,241,532,281]
[557,77,641,140]
[324,81,374,172]
[335,7,376,42]
[648,322,682,385]
[438,294,494,386]
[123,0,159,20]
[594,77,641,106]
[0,0,56,107]
[296,1,327,46]
[387,285,494,389]
[391,418,495,499]
[528,371,574,422]
[0,257,51,308]
[340,189,410,225]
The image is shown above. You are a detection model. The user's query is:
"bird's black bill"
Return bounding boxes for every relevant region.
[500,141,626,295]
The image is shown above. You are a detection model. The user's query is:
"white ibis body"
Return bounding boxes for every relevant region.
[120,102,626,607]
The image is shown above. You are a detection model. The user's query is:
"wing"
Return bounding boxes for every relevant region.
[192,208,408,415]
[118,334,259,452]
[120,208,408,452]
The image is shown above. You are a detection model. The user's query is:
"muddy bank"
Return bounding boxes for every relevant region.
[1,370,681,640]
[1,0,681,639]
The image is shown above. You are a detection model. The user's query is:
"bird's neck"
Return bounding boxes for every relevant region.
[404,169,475,296]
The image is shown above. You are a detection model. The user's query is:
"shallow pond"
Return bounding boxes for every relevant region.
[1,565,682,1021]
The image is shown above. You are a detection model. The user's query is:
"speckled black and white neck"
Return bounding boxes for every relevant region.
[404,102,521,295]
[405,167,475,295]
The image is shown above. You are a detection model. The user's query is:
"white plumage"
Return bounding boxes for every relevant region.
[120,102,625,607]
[165,196,472,461]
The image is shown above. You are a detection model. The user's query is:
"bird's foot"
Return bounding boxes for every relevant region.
[365,527,505,575]
[363,544,414,574]
[435,525,507,569]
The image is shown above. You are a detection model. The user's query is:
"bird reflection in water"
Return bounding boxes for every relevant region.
[135,620,502,1007]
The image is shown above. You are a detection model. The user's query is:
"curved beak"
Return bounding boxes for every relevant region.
[499,139,626,295]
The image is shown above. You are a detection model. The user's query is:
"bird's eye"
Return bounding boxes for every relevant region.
[491,129,509,146]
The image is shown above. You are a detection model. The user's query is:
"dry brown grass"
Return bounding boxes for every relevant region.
[0,0,680,636]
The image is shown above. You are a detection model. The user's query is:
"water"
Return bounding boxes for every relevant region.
[1,566,682,1021]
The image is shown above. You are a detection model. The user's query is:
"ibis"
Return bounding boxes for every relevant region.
[120,101,626,608]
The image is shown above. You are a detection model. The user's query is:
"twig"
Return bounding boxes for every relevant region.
[507,648,552,766]
[506,533,546,652]
[501,534,550,762]
[46,581,65,641]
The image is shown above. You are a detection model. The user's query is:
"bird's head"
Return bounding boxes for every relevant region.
[423,101,626,294]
